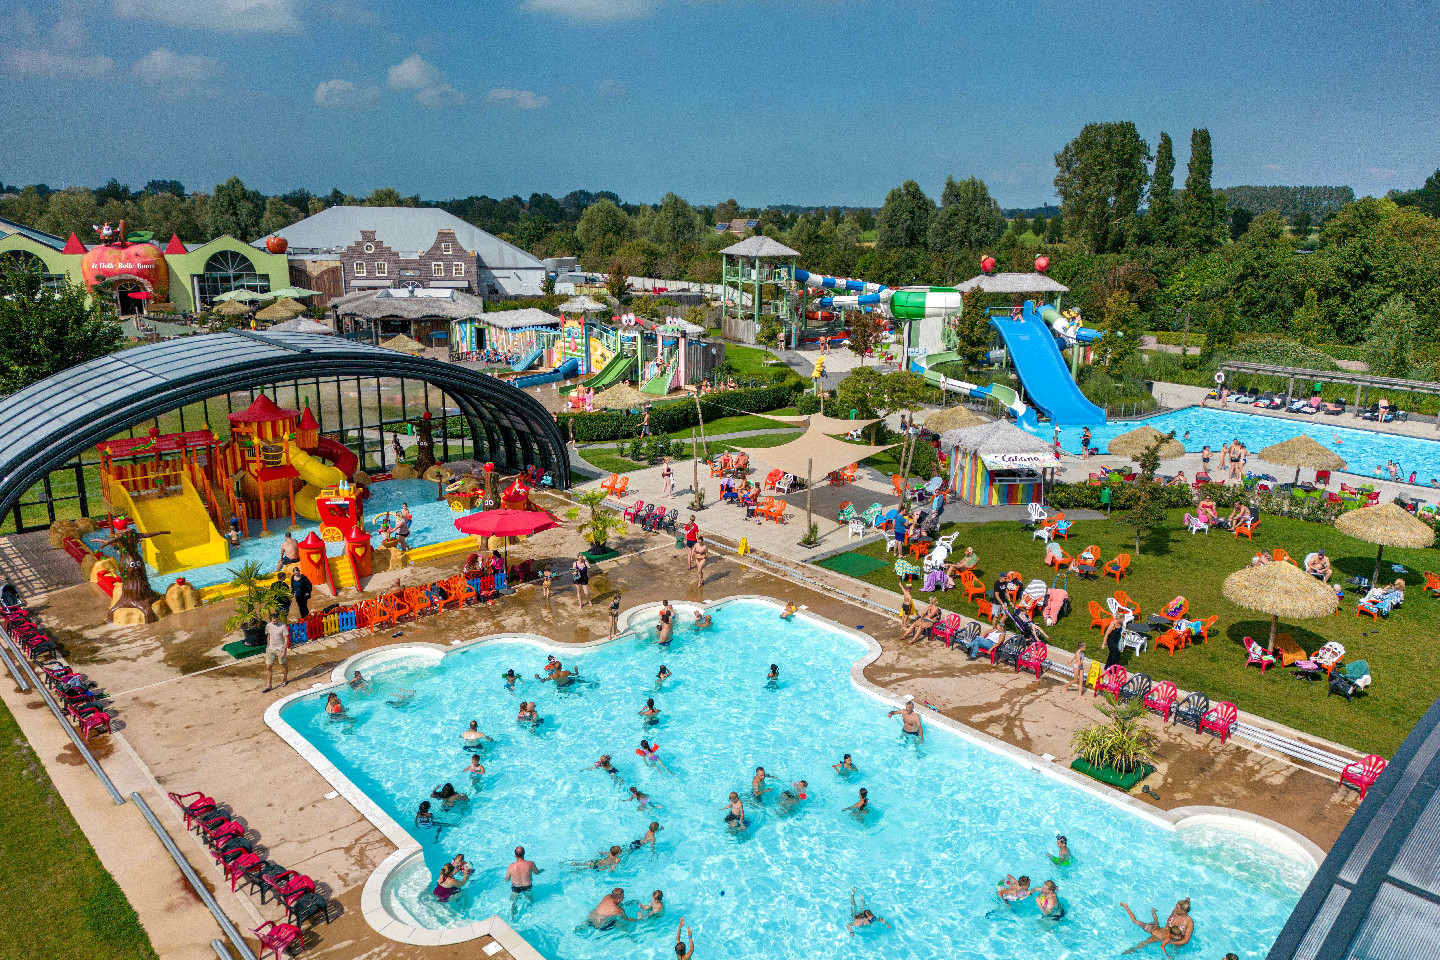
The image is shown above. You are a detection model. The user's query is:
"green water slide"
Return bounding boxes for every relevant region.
[563,352,633,395]
[641,359,679,395]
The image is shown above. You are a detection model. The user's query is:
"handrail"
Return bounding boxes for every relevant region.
[0,632,29,691]
[0,624,123,804]
[129,792,259,960]
[212,940,234,960]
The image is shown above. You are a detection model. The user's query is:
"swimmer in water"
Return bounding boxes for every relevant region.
[629,821,662,853]
[462,755,485,778]
[692,610,712,629]
[462,720,494,749]
[639,698,660,726]
[325,693,346,716]
[833,754,858,775]
[655,665,671,688]
[765,664,780,687]
[637,740,671,774]
[586,888,632,930]
[675,918,695,958]
[573,846,625,872]
[502,668,520,691]
[996,875,1031,903]
[625,786,663,810]
[721,791,746,829]
[778,780,809,814]
[849,787,869,815]
[535,664,578,687]
[751,767,777,800]
[639,889,665,919]
[1051,835,1072,865]
[847,889,891,936]
[430,782,469,809]
[1036,880,1065,921]
[780,602,798,619]
[349,670,370,692]
[517,701,544,728]
[386,687,415,707]
[590,755,624,783]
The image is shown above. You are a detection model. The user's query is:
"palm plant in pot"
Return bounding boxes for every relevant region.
[223,560,291,646]
[576,489,626,558]
[1070,697,1157,789]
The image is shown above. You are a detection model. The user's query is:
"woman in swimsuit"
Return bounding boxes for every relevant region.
[432,862,467,902]
[639,698,660,725]
[849,787,869,815]
[655,665,671,688]
[430,782,468,809]
[765,664,780,687]
[572,554,591,607]
[848,889,891,935]
[833,754,858,775]
[325,693,345,716]
[1036,880,1065,920]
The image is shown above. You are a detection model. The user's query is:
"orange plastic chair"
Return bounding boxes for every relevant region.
[600,473,619,493]
[763,499,788,522]
[445,575,476,609]
[1425,572,1440,596]
[959,571,986,603]
[1233,518,1258,540]
[1156,628,1189,656]
[1156,598,1187,623]
[404,586,434,618]
[1270,548,1298,566]
[610,476,630,498]
[1044,545,1073,569]
[1104,554,1131,581]
[1196,615,1218,643]
[764,470,783,491]
[891,474,906,497]
[1113,590,1141,620]
[361,597,392,632]
[709,461,724,478]
[1088,600,1110,630]
[975,598,998,624]
[383,591,413,624]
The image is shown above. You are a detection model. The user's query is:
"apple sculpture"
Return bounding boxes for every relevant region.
[980,255,997,274]
[81,228,168,301]
[266,235,288,254]
[1034,255,1050,273]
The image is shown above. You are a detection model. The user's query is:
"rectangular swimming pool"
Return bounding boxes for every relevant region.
[276,598,1312,960]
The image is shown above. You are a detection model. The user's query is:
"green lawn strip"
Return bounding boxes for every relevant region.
[827,508,1437,756]
[577,448,645,475]
[665,413,795,439]
[0,699,158,960]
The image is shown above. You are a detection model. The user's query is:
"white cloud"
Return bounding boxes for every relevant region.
[387,53,441,91]
[8,5,40,38]
[595,78,627,98]
[487,87,550,110]
[1365,166,1400,181]
[416,83,465,108]
[112,0,302,33]
[4,49,114,78]
[1263,163,1284,172]
[522,0,657,20]
[52,1,87,49]
[314,78,379,108]
[132,46,223,95]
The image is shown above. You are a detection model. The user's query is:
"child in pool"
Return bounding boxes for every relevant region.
[591,755,623,782]
[463,756,484,778]
[833,754,858,775]
[1051,835,1071,865]
[502,669,519,691]
[639,699,660,726]
[996,875,1031,903]
[780,603,798,619]
[849,787,869,815]
[625,786,663,810]
[765,664,779,687]
[655,665,671,688]
[325,693,346,716]
[722,791,747,829]
[848,889,891,936]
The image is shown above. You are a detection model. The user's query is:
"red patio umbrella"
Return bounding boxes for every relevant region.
[454,509,558,538]
[128,291,154,299]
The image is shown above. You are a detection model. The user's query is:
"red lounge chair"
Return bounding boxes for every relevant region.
[264,870,317,908]
[1144,680,1178,720]
[1198,701,1238,744]
[200,817,244,848]
[254,921,305,960]
[931,614,964,647]
[1016,641,1047,678]
[764,469,784,491]
[1339,754,1387,800]
[168,791,216,829]
[1245,637,1277,674]
[213,846,263,891]
[1094,665,1127,699]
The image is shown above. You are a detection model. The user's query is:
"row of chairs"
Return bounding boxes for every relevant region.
[1,602,112,741]
[622,501,679,533]
[282,572,510,644]
[600,474,631,498]
[168,790,331,958]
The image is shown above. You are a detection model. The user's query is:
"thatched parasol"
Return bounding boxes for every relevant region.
[1222,561,1339,652]
[1334,502,1435,583]
[1258,435,1347,485]
[255,298,307,322]
[380,334,426,354]
[593,384,650,409]
[1107,425,1185,460]
[920,406,987,433]
[212,299,250,316]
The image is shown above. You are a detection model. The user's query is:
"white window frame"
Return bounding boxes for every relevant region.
[441,242,452,254]
[432,261,445,277]
[453,261,465,277]
[375,261,387,276]
[352,261,365,276]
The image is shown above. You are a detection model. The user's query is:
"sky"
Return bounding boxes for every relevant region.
[3,0,1438,208]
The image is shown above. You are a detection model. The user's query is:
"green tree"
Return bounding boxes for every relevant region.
[835,365,884,428]
[364,187,418,207]
[1292,211,1312,233]
[0,262,124,392]
[952,288,993,368]
[1364,294,1420,378]
[37,187,102,240]
[258,197,303,237]
[1053,122,1151,252]
[1391,169,1440,218]
[1145,132,1178,245]
[1290,289,1332,343]
[875,180,935,250]
[1012,213,1030,236]
[577,199,632,264]
[1228,206,1254,241]
[1031,213,1048,239]
[206,177,263,241]
[651,192,701,253]
[143,179,186,197]
[927,176,1005,260]
[713,199,740,225]
[1044,215,1065,243]
[1180,128,1223,249]
[1093,291,1143,369]
[1120,432,1173,555]
[846,311,880,366]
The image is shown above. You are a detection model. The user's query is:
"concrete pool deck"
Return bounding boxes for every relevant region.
[0,495,1361,958]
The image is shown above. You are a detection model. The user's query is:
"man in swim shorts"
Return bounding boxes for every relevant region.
[752,767,775,800]
[1120,902,1187,954]
[887,697,924,741]
[588,888,632,929]
[505,846,542,916]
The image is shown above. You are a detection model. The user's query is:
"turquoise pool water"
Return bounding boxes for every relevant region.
[280,600,1309,960]
[83,478,469,590]
[1055,407,1440,481]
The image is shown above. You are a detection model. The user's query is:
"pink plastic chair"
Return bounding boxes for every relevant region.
[1340,754,1387,800]
[1143,680,1178,721]
[1016,641,1048,678]
[1199,701,1238,744]
[1094,665,1127,699]
[930,614,963,647]
[254,921,305,960]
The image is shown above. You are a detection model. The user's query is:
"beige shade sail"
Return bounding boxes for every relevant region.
[1107,425,1185,460]
[729,425,894,481]
[1334,501,1436,582]
[1222,560,1340,651]
[1258,435,1347,484]
[766,412,879,435]
[919,406,986,432]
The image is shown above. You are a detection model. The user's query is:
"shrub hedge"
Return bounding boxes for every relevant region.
[556,383,803,442]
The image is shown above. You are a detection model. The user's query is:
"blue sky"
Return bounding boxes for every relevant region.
[3,0,1438,207]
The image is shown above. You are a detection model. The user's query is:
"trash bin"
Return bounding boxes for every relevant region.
[1100,487,1112,515]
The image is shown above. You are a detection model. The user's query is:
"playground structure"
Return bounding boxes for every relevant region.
[791,264,1108,428]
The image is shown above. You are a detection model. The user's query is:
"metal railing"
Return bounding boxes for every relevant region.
[0,633,29,691]
[130,791,259,960]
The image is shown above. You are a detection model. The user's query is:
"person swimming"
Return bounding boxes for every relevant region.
[777,780,809,814]
[637,740,671,774]
[573,845,624,872]
[1049,834,1072,865]
[692,610,712,629]
[996,875,1031,903]
[625,786,663,810]
[833,754,858,775]
[1036,880,1065,921]
[765,664,779,688]
[502,668,520,691]
[847,889,891,936]
[849,787,869,815]
[430,782,468,809]
[780,603,798,619]
[591,754,624,783]
[348,670,370,692]
[629,821,662,853]
[639,698,660,726]
[655,665,671,688]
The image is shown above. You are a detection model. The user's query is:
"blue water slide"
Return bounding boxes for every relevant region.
[512,347,543,372]
[511,357,580,389]
[990,302,1105,426]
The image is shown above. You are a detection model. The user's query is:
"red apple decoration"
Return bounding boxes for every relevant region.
[81,241,168,300]
[266,235,288,254]
[1034,255,1050,273]
[980,255,997,274]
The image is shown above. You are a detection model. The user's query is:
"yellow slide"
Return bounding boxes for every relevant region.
[110,474,229,574]
[289,445,348,522]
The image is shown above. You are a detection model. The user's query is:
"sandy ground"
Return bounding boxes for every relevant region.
[0,493,1360,959]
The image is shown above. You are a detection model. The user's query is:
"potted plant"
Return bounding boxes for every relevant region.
[223,560,291,646]
[1070,698,1157,790]
[575,489,626,558]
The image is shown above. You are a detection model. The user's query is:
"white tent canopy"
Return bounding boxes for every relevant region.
[729,426,894,481]
[766,412,878,435]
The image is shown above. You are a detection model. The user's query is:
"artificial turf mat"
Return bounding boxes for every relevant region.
[222,640,265,661]
[815,552,888,578]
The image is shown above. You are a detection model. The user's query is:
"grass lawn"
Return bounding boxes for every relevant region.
[577,447,644,475]
[722,345,803,385]
[667,410,799,439]
[0,699,157,960]
[832,508,1440,756]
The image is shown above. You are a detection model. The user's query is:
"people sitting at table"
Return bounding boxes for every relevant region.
[1304,550,1333,583]
[1196,497,1219,526]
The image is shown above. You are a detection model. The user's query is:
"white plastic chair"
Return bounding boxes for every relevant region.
[1119,630,1148,655]
[1184,512,1210,535]
[777,474,795,494]
[848,518,865,539]
[1032,525,1053,543]
[1027,502,1048,525]
[1106,597,1134,630]
[925,532,958,571]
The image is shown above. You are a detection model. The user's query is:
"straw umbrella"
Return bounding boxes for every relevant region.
[1334,502,1435,583]
[212,299,250,316]
[1258,436,1346,485]
[1222,561,1339,652]
[920,406,986,433]
[593,384,650,409]
[1106,425,1185,460]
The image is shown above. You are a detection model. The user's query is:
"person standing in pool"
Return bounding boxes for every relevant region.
[765,664,780,687]
[675,918,695,958]
[849,787,869,815]
[833,754,858,775]
[462,720,494,749]
[656,604,674,647]
[536,664,578,687]
[639,698,660,725]
[589,888,633,929]
[752,767,777,800]
[502,669,520,692]
[777,780,808,814]
[640,890,665,919]
[655,665,671,688]
[887,696,924,741]
[1051,835,1072,865]
[432,862,467,902]
[463,755,485,779]
[722,792,747,828]
[848,889,891,935]
[505,846,542,916]
[1036,880,1064,920]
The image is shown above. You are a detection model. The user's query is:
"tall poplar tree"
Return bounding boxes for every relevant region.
[1146,132,1177,245]
[1180,128,1222,249]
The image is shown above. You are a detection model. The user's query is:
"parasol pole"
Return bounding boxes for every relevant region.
[1269,613,1278,654]
[692,429,699,505]
[805,457,813,537]
[1373,545,1384,586]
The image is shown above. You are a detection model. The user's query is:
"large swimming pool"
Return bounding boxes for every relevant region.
[278,599,1311,960]
[1054,407,1440,480]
